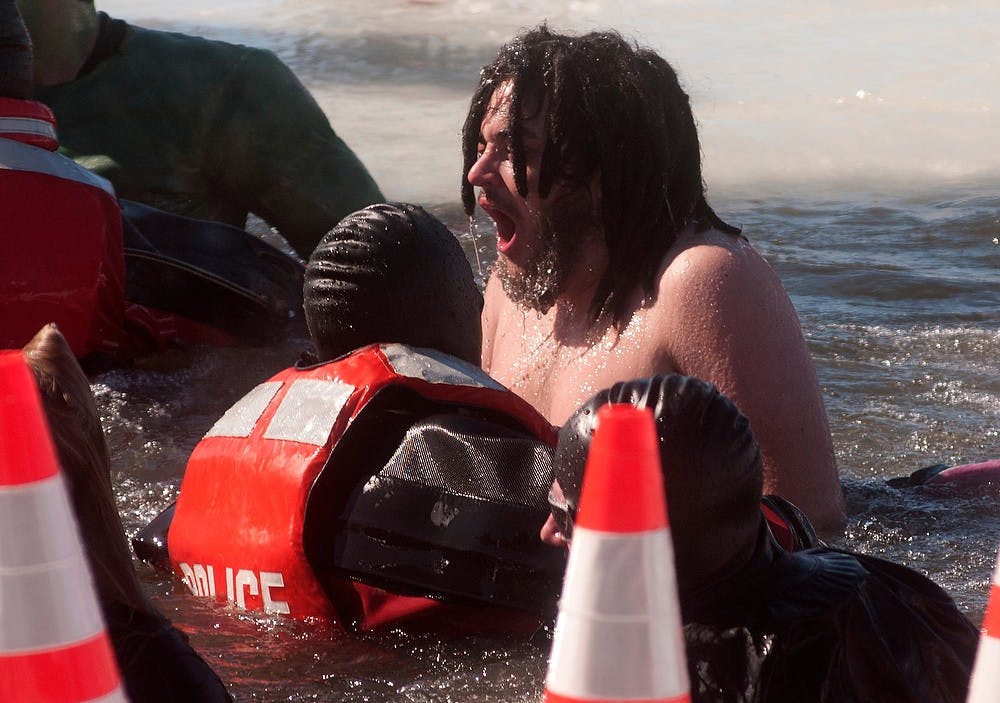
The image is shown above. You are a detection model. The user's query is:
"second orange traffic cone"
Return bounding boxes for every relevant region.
[967,542,1000,703]
[544,403,690,703]
[0,350,129,702]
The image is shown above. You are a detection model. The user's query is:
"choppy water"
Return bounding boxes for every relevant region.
[89,1,1000,700]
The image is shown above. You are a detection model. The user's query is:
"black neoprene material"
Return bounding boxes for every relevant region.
[76,12,127,78]
[556,375,978,702]
[304,388,565,622]
[120,198,305,343]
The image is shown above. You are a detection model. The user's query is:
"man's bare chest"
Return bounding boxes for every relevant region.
[488,314,664,425]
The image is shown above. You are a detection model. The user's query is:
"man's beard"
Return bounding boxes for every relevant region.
[493,187,596,314]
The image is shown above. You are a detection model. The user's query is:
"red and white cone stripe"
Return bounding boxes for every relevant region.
[544,404,690,703]
[967,545,1000,703]
[0,351,129,702]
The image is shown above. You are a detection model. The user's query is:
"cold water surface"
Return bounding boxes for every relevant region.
[90,1,999,700]
[96,186,999,701]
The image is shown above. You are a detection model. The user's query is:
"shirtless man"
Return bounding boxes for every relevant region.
[462,25,846,531]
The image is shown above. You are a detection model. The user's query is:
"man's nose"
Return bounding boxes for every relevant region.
[467,149,498,187]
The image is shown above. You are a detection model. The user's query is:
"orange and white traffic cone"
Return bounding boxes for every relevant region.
[0,351,129,702]
[967,543,1000,703]
[544,404,690,703]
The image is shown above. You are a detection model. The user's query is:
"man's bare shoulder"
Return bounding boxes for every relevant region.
[665,227,767,279]
[642,227,845,529]
[644,225,815,425]
[650,228,781,327]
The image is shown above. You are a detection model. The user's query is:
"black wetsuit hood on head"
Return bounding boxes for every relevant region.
[555,374,765,598]
[304,202,483,365]
[556,374,978,703]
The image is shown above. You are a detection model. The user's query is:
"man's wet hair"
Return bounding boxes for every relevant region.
[461,25,740,328]
[0,0,33,99]
[304,202,483,365]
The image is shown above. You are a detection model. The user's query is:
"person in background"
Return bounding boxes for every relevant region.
[0,0,130,359]
[16,0,384,259]
[548,374,978,703]
[1,0,305,361]
[24,324,234,703]
[463,25,846,531]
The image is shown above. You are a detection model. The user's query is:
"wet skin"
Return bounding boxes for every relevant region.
[471,83,846,532]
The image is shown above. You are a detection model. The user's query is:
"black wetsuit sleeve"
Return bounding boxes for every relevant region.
[201,47,384,258]
[758,551,978,703]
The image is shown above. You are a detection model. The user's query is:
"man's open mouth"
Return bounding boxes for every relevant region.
[478,196,517,252]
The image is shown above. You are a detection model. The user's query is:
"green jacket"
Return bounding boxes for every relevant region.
[37,15,383,258]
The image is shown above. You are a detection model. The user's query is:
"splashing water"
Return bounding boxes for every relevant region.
[468,215,485,280]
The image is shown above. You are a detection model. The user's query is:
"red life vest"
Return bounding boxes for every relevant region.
[168,343,557,630]
[0,98,128,358]
[0,98,242,359]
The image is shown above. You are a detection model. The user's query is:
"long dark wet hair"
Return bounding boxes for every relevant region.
[461,25,740,328]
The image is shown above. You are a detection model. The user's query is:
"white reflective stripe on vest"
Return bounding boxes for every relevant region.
[264,378,355,446]
[0,115,57,142]
[0,136,116,197]
[381,344,506,390]
[205,381,282,438]
[0,475,81,569]
[546,526,688,701]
